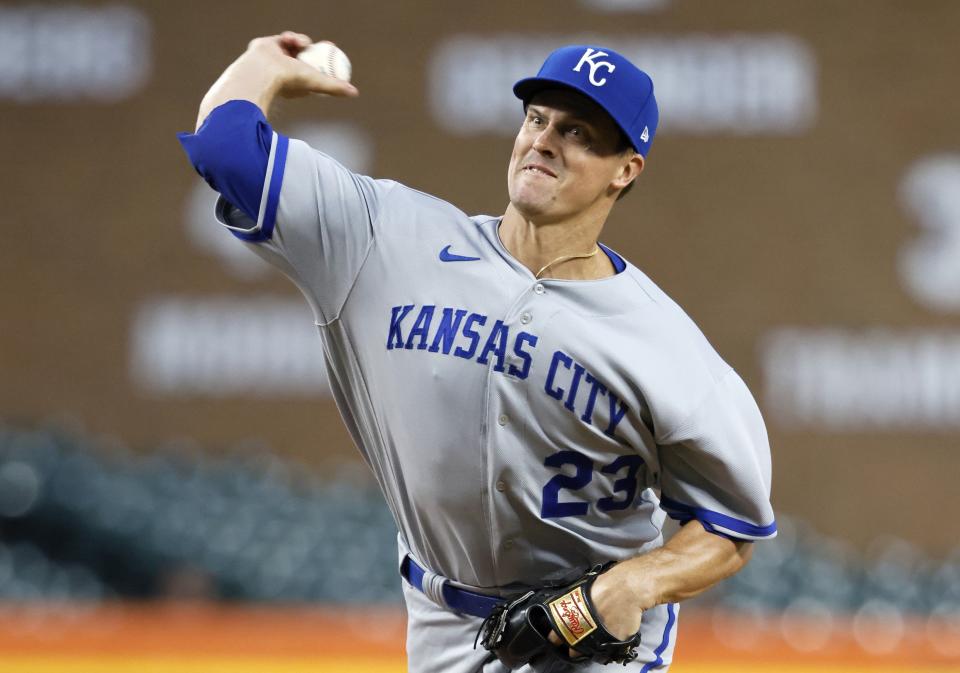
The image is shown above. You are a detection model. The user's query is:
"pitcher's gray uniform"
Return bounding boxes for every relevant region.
[179,49,775,673]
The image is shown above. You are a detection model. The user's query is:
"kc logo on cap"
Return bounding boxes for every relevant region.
[572,48,617,87]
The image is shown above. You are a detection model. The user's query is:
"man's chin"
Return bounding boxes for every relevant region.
[509,190,557,220]
[510,200,554,222]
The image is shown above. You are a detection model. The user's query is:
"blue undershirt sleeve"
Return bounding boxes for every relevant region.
[176,100,278,229]
[177,99,389,323]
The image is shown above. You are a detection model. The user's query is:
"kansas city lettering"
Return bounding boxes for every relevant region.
[545,350,628,438]
[388,305,536,378]
[386,304,630,438]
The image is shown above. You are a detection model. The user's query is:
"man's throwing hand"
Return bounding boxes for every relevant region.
[245,31,358,99]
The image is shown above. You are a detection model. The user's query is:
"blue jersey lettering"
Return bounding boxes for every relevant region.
[604,394,629,437]
[428,308,468,354]
[580,372,607,424]
[564,362,586,412]
[454,313,487,360]
[405,305,436,350]
[508,332,538,380]
[544,350,573,400]
[387,304,415,350]
[477,320,509,372]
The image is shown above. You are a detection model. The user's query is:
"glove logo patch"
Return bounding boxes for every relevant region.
[548,586,598,646]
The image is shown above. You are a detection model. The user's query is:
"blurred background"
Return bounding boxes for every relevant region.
[1,0,959,671]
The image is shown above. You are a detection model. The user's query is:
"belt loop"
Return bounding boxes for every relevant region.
[421,569,450,610]
[401,554,503,618]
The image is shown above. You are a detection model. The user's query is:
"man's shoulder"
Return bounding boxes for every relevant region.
[618,262,673,307]
[360,184,498,250]
[375,180,479,223]
[607,264,735,402]
[618,263,723,356]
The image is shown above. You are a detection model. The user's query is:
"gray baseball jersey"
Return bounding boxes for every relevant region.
[181,100,776,673]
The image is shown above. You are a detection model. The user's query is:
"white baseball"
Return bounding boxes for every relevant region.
[297,42,352,82]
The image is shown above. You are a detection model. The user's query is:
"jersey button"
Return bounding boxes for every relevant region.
[520,312,532,325]
[497,414,509,426]
[534,283,545,295]
[496,480,507,492]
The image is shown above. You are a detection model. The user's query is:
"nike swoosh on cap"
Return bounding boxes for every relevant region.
[439,245,481,262]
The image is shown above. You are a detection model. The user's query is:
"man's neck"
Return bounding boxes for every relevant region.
[499,203,616,281]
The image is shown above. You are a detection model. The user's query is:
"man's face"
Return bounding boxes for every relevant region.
[507,89,636,223]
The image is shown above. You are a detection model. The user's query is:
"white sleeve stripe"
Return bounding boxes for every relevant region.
[254,130,279,230]
[710,523,777,540]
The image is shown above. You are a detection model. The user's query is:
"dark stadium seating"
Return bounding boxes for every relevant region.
[1,423,958,624]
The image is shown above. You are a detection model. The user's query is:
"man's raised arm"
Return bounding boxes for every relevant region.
[195,31,358,130]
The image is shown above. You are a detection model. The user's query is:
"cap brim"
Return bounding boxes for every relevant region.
[513,76,592,105]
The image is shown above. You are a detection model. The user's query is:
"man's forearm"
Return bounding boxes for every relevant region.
[589,519,752,640]
[196,53,281,130]
[193,32,358,132]
[623,520,752,607]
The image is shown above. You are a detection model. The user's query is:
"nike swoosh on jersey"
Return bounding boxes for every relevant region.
[439,245,481,262]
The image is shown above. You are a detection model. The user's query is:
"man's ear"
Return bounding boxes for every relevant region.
[612,153,644,191]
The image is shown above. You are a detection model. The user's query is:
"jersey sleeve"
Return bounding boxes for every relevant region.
[656,369,777,541]
[177,99,390,323]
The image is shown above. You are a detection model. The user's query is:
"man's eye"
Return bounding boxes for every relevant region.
[529,116,544,126]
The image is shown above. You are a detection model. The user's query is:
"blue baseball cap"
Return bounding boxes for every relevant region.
[513,45,659,157]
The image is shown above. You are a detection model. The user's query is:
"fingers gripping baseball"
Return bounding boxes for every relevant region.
[247,31,358,99]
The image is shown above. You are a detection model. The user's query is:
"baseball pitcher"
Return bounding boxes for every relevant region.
[178,32,776,672]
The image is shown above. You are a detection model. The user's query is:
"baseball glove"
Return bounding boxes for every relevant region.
[475,564,641,669]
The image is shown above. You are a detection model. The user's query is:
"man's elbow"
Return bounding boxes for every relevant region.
[728,540,754,576]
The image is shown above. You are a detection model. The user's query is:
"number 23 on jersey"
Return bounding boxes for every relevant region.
[541,451,646,519]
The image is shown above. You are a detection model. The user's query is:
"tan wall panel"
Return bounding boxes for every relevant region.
[2,0,959,552]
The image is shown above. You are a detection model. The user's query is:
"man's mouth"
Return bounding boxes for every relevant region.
[522,164,557,178]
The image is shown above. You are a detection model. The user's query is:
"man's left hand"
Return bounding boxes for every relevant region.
[547,562,646,658]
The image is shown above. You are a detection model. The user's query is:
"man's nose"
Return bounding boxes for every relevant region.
[531,126,559,156]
